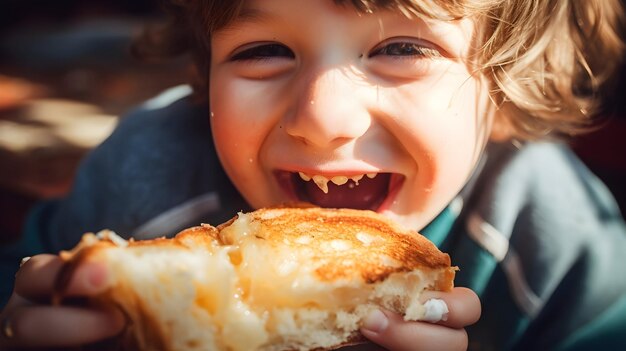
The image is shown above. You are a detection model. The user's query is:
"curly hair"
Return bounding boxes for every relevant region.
[133,0,625,140]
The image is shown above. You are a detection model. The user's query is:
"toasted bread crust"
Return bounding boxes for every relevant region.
[55,235,171,351]
[55,207,457,351]
[231,207,454,285]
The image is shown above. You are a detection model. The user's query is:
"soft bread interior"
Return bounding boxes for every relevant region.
[59,208,456,351]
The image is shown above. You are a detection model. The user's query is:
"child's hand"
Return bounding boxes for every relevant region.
[0,254,125,349]
[0,256,478,350]
[360,287,480,351]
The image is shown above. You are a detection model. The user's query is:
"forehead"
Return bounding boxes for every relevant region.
[211,0,476,59]
[229,0,466,23]
[218,0,474,38]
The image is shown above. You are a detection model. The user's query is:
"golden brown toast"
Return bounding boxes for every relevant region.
[217,207,454,287]
[56,207,457,351]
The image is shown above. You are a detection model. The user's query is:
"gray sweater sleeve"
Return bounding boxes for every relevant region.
[43,89,227,252]
[0,88,246,307]
[453,142,626,351]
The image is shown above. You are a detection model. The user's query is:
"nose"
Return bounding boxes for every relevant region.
[285,67,371,148]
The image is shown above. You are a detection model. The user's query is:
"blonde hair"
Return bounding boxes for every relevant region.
[136,0,625,139]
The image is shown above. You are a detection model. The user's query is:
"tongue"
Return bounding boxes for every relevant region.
[303,174,390,210]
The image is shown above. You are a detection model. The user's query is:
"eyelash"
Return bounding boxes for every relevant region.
[230,42,440,61]
[231,44,294,61]
[369,42,441,59]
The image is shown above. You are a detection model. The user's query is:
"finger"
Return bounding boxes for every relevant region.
[58,260,112,297]
[1,304,125,348]
[14,255,62,300]
[360,310,468,351]
[15,255,111,300]
[420,287,481,328]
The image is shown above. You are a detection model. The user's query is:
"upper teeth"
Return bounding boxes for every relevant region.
[298,172,377,194]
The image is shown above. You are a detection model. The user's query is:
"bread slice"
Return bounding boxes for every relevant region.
[56,207,457,351]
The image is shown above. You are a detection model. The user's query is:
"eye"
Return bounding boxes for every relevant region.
[369,41,441,59]
[367,40,445,79]
[227,42,296,79]
[231,43,295,61]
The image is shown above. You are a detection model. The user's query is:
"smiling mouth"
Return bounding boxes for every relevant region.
[275,171,403,211]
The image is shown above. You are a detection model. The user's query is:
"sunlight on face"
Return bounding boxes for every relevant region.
[209,0,494,230]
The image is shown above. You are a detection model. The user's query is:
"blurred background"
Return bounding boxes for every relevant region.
[0,0,625,250]
[0,0,190,246]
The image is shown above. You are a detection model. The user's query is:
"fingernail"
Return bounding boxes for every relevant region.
[84,262,110,291]
[362,309,388,333]
[19,256,31,268]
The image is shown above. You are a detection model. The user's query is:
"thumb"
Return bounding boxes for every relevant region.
[360,309,468,351]
[57,261,112,298]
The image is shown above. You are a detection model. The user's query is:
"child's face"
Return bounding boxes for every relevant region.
[209,0,494,230]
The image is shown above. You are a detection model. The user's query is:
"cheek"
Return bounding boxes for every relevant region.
[210,85,262,188]
[427,82,491,188]
[210,79,271,167]
[393,77,489,186]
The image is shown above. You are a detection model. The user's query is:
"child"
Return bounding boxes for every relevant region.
[1,0,625,350]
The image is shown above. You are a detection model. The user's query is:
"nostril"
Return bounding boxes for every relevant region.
[285,118,362,148]
[284,99,371,148]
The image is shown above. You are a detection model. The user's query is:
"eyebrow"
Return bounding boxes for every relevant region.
[213,5,273,35]
[232,7,271,25]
